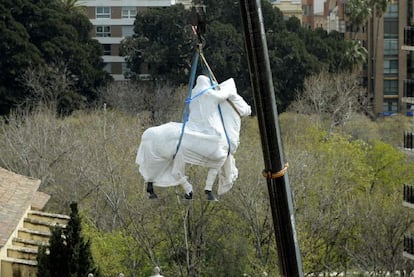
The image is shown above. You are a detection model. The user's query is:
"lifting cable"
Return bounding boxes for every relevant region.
[173,44,231,158]
[173,4,235,159]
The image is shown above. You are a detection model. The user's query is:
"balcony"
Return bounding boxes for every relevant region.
[403,80,414,104]
[403,27,414,50]
[404,235,414,260]
[403,184,414,207]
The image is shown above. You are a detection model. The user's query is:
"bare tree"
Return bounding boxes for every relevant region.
[0,106,77,185]
[19,62,77,112]
[345,192,414,276]
[288,71,365,133]
[100,81,187,125]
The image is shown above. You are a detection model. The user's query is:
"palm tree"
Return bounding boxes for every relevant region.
[345,40,368,72]
[60,0,83,13]
[345,0,392,115]
[345,0,372,39]
[368,0,392,115]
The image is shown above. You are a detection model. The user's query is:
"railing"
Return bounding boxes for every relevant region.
[404,79,414,98]
[404,26,414,46]
[404,132,414,149]
[403,184,414,204]
[404,235,414,258]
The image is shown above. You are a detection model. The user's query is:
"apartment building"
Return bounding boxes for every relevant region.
[321,1,412,117]
[366,1,411,116]
[301,0,314,29]
[79,0,178,81]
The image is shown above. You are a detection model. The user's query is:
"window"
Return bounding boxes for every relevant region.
[384,3,398,18]
[302,5,312,16]
[384,39,398,56]
[383,99,398,113]
[384,20,398,38]
[384,59,398,74]
[96,7,111,18]
[103,63,112,74]
[102,44,111,55]
[122,7,137,19]
[405,79,414,97]
[96,26,111,37]
[383,80,398,95]
[122,26,134,37]
[122,62,131,75]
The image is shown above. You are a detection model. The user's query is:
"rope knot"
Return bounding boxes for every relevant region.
[262,163,289,179]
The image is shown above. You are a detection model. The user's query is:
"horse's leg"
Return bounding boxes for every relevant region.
[182,179,193,200]
[146,182,158,199]
[205,168,219,201]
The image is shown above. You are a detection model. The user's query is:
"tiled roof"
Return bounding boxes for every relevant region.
[0,168,41,247]
[31,191,51,211]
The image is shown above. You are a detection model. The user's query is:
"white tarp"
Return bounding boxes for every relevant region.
[136,76,251,195]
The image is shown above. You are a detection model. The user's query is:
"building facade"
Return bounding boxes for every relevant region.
[0,167,69,276]
[79,0,413,117]
[79,0,177,81]
[366,1,411,116]
[321,0,413,117]
[324,0,345,33]
[301,0,314,29]
[271,0,303,23]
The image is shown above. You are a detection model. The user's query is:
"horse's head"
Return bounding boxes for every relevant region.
[219,78,252,117]
[217,79,251,154]
[228,93,251,117]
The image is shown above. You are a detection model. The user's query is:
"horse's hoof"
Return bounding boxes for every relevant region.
[149,193,158,199]
[184,191,193,200]
[205,190,218,201]
[146,182,154,193]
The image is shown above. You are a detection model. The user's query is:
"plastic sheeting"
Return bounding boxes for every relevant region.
[136,76,251,195]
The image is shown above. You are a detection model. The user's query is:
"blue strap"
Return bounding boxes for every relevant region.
[174,83,218,158]
[218,104,231,156]
[203,62,231,156]
[202,61,231,155]
[173,49,232,159]
[186,83,218,104]
[174,51,199,158]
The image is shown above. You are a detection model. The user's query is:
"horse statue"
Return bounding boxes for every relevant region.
[136,75,251,201]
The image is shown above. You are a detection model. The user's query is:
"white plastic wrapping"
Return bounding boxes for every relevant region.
[136,76,251,195]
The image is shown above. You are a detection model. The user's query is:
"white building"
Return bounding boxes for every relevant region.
[271,0,303,23]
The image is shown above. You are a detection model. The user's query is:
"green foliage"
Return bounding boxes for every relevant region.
[124,0,355,112]
[279,111,414,274]
[126,4,194,83]
[50,226,72,276]
[367,140,414,193]
[37,202,100,277]
[0,0,111,115]
[339,113,381,142]
[4,102,414,275]
[345,0,372,32]
[376,115,413,147]
[267,30,322,111]
[83,221,143,276]
[203,21,246,86]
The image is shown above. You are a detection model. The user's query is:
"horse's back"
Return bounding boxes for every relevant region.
[139,122,181,159]
[141,122,181,142]
[180,129,229,168]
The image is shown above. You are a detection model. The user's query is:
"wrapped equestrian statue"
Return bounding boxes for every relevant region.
[136,75,251,201]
